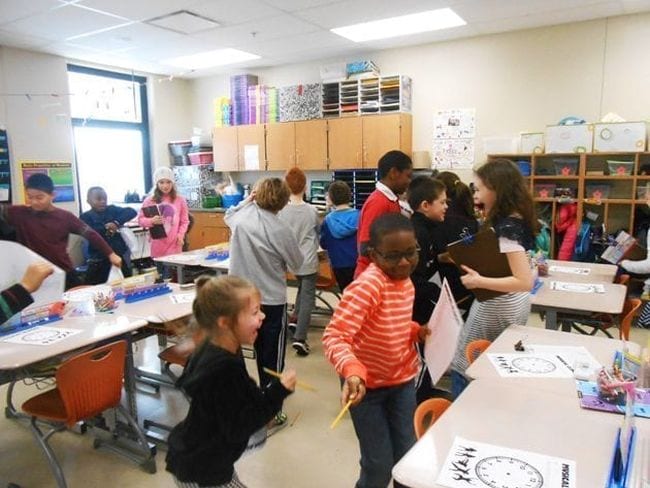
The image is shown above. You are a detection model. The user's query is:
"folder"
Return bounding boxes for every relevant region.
[447,227,511,302]
[142,205,167,240]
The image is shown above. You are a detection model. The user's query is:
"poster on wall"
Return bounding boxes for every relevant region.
[19,160,75,203]
[432,139,475,170]
[433,108,476,169]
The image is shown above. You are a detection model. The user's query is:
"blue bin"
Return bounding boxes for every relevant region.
[517,160,531,176]
[222,194,243,208]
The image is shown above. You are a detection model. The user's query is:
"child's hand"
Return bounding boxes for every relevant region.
[20,262,54,293]
[151,215,163,225]
[104,222,119,235]
[108,253,122,268]
[245,190,257,203]
[280,368,297,392]
[342,375,366,407]
[417,326,431,343]
[460,265,482,289]
[176,235,184,246]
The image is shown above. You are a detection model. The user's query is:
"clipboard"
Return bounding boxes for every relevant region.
[142,205,167,240]
[447,227,511,302]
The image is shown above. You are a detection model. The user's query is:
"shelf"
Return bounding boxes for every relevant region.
[582,198,635,204]
[584,175,635,180]
[532,175,579,180]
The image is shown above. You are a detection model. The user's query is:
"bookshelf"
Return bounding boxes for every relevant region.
[320,75,411,117]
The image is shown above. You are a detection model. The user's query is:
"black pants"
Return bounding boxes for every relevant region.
[255,304,287,388]
[65,271,82,291]
[85,253,133,285]
[333,266,355,291]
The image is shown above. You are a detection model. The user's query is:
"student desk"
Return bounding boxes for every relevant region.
[392,379,649,488]
[153,250,229,283]
[531,280,626,330]
[119,283,195,324]
[546,260,618,284]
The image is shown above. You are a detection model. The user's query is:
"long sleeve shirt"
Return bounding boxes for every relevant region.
[1,205,113,272]
[0,284,33,324]
[137,195,189,258]
[322,263,421,389]
[278,202,320,275]
[225,200,303,305]
[80,205,137,260]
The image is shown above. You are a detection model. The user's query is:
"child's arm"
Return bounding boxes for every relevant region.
[69,215,122,267]
[112,205,137,226]
[176,197,190,246]
[137,198,157,228]
[319,220,332,250]
[224,191,255,227]
[461,249,533,293]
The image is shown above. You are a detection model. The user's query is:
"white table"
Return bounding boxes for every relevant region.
[153,250,229,283]
[392,379,649,488]
[546,260,618,284]
[119,283,195,323]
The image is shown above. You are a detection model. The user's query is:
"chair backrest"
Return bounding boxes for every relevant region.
[55,340,127,426]
[619,298,642,340]
[316,257,338,290]
[616,274,630,287]
[465,339,492,365]
[413,398,451,439]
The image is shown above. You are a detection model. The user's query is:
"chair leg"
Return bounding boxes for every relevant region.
[28,417,67,488]
[116,405,157,474]
[5,379,19,419]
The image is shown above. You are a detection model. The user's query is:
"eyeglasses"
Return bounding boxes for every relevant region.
[373,246,420,264]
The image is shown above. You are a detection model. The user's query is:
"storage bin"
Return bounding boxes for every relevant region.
[533,184,556,198]
[520,132,544,154]
[516,160,531,176]
[545,124,593,153]
[202,195,221,208]
[593,122,646,152]
[553,158,579,176]
[585,184,610,200]
[188,151,213,165]
[222,194,243,208]
[606,160,634,176]
[554,187,577,198]
[637,185,650,200]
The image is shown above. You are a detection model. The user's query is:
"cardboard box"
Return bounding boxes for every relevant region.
[593,121,646,152]
[545,124,593,153]
[520,132,544,154]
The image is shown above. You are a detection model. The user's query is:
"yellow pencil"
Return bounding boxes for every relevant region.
[330,399,353,429]
[262,367,317,392]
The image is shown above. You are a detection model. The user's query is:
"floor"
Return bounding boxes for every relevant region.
[1,293,649,488]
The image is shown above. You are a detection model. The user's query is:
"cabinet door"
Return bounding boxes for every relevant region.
[266,122,296,171]
[187,213,208,250]
[202,225,230,246]
[295,120,328,170]
[237,124,265,171]
[213,127,239,172]
[362,114,401,168]
[328,117,363,169]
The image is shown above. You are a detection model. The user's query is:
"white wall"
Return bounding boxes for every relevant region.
[189,13,650,182]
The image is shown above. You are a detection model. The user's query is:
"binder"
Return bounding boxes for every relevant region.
[142,205,167,240]
[447,227,511,302]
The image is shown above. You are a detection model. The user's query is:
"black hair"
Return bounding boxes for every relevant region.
[327,180,352,206]
[26,173,54,194]
[377,150,412,179]
[369,213,414,248]
[435,171,474,219]
[87,186,106,198]
[407,176,446,211]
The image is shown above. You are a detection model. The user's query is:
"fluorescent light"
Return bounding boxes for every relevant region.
[331,8,466,42]
[163,49,260,69]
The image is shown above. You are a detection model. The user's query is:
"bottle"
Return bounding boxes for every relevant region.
[243,184,251,199]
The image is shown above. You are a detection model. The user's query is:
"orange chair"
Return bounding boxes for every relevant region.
[314,258,341,314]
[570,298,641,340]
[413,398,451,439]
[22,341,155,488]
[465,339,492,365]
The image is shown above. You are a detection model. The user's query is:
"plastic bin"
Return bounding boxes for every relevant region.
[533,184,556,198]
[202,195,221,208]
[585,183,610,200]
[222,194,243,208]
[553,158,579,176]
[606,160,634,176]
[516,160,531,176]
[188,151,213,165]
[554,187,577,198]
[637,185,650,200]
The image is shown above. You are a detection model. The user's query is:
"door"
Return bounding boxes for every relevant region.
[237,125,265,171]
[266,122,296,171]
[295,120,328,170]
[213,127,239,171]
[328,117,363,169]
[362,114,401,168]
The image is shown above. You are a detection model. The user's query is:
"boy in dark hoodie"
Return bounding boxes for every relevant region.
[320,181,360,291]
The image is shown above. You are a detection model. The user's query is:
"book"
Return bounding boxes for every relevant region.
[600,230,646,264]
[447,227,512,302]
[142,205,167,240]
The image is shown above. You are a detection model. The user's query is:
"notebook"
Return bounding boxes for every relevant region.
[447,227,512,302]
[600,230,646,264]
[142,205,167,240]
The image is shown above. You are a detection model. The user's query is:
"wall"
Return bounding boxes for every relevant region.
[189,13,650,183]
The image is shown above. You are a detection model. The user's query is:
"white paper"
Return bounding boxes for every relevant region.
[1,326,82,346]
[432,139,475,170]
[433,108,476,139]
[437,436,576,488]
[549,281,605,293]
[0,187,8,201]
[0,241,65,318]
[488,345,601,378]
[548,265,590,275]
[170,293,194,304]
[424,279,464,384]
[244,145,260,170]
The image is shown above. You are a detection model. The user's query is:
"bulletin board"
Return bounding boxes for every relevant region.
[19,160,75,203]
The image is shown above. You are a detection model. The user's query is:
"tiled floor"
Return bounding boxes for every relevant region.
[1,298,648,487]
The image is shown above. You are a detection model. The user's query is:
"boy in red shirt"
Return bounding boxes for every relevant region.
[355,150,413,277]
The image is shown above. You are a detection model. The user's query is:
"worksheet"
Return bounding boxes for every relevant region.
[1,326,82,346]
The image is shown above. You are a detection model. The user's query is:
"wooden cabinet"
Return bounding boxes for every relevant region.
[266,122,295,171]
[212,126,238,171]
[295,119,328,170]
[236,124,265,171]
[328,118,363,169]
[187,212,230,250]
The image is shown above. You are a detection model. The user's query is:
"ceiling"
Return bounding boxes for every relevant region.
[0,0,648,78]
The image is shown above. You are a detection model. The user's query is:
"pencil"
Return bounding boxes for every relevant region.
[330,399,353,430]
[262,367,317,392]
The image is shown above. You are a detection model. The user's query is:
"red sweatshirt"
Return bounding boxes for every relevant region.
[322,263,421,389]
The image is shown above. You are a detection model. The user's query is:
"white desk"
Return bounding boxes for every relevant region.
[392,379,649,488]
[546,260,618,284]
[153,250,229,283]
[119,283,195,323]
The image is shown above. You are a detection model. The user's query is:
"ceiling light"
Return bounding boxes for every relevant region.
[331,8,466,42]
[163,49,260,69]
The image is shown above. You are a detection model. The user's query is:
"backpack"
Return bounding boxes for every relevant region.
[573,222,593,262]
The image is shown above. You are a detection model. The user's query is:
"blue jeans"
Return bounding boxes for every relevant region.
[450,370,470,399]
[350,381,416,488]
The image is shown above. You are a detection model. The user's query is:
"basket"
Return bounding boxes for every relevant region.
[222,194,243,208]
[586,183,610,200]
[553,158,579,176]
[606,160,634,176]
[533,184,556,198]
[188,152,213,165]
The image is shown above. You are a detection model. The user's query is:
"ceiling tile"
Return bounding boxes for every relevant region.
[76,0,200,22]
[251,30,356,57]
[0,0,61,26]
[0,29,53,49]
[147,10,220,35]
[189,0,286,25]
[621,0,650,13]
[454,0,615,23]
[261,0,341,12]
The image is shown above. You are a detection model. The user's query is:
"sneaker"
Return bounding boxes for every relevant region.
[287,315,297,336]
[292,340,310,357]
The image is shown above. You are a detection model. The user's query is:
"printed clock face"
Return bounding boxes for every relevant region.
[475,456,544,488]
[511,356,556,374]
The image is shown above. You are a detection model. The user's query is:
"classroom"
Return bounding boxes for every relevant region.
[1,1,650,487]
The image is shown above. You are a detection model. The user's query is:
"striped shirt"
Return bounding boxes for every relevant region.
[322,263,421,389]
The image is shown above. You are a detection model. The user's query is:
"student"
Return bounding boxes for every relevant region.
[225,178,303,423]
[0,173,121,289]
[166,275,296,488]
[278,168,320,356]
[323,213,429,488]
[320,180,359,291]
[355,150,413,277]
[450,159,536,398]
[0,262,54,324]
[138,167,190,280]
[80,186,137,284]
